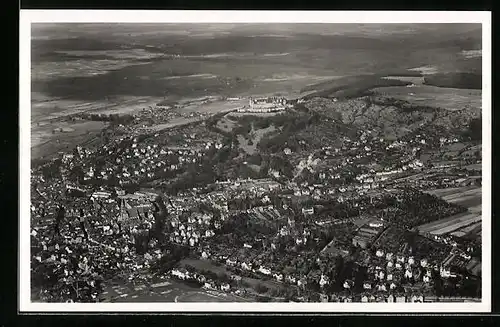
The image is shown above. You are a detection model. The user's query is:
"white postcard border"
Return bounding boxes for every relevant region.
[19,10,492,313]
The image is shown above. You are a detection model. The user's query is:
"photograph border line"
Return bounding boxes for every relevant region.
[19,10,492,313]
[22,10,490,24]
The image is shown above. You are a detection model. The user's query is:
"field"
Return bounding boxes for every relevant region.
[416,211,481,236]
[31,93,165,123]
[31,46,166,78]
[439,187,482,207]
[228,112,284,118]
[301,74,412,99]
[464,164,482,171]
[32,120,108,159]
[216,116,238,133]
[423,72,482,90]
[381,75,425,84]
[409,65,439,75]
[237,125,276,155]
[451,222,482,238]
[32,24,482,116]
[426,187,482,210]
[146,116,206,132]
[418,187,482,237]
[99,271,252,303]
[33,55,343,103]
[372,85,481,111]
[180,97,247,114]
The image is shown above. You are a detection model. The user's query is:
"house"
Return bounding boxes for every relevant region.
[343,280,352,289]
[171,269,186,280]
[361,295,369,303]
[231,275,242,282]
[319,275,329,287]
[387,295,395,303]
[258,266,272,275]
[302,207,314,215]
[203,282,215,289]
[411,295,424,303]
[221,283,231,292]
[274,273,284,282]
[440,266,456,278]
[196,275,207,284]
[226,258,237,266]
[241,262,252,270]
[396,296,406,303]
[363,282,372,290]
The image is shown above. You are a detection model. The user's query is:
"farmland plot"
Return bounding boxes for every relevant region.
[425,186,482,211]
[416,211,481,235]
[451,221,482,238]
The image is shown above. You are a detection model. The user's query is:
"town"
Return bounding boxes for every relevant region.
[30,91,482,304]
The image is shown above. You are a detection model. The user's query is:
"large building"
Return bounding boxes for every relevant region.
[237,97,288,113]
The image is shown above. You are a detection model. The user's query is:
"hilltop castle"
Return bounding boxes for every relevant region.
[238,96,288,113]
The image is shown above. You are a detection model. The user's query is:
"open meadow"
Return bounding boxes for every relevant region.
[417,186,482,238]
[31,120,108,159]
[372,85,481,111]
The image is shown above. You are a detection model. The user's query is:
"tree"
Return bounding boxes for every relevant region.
[151,195,168,245]
[254,283,269,294]
[353,266,367,293]
[434,274,444,297]
[309,292,320,302]
[54,205,66,236]
[69,165,85,184]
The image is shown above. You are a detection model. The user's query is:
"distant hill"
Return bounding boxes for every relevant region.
[301,74,412,100]
[31,23,482,102]
[423,72,482,90]
[301,96,481,142]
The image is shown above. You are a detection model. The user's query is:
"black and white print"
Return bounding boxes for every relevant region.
[19,11,491,312]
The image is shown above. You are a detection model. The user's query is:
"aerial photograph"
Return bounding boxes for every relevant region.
[29,23,483,304]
